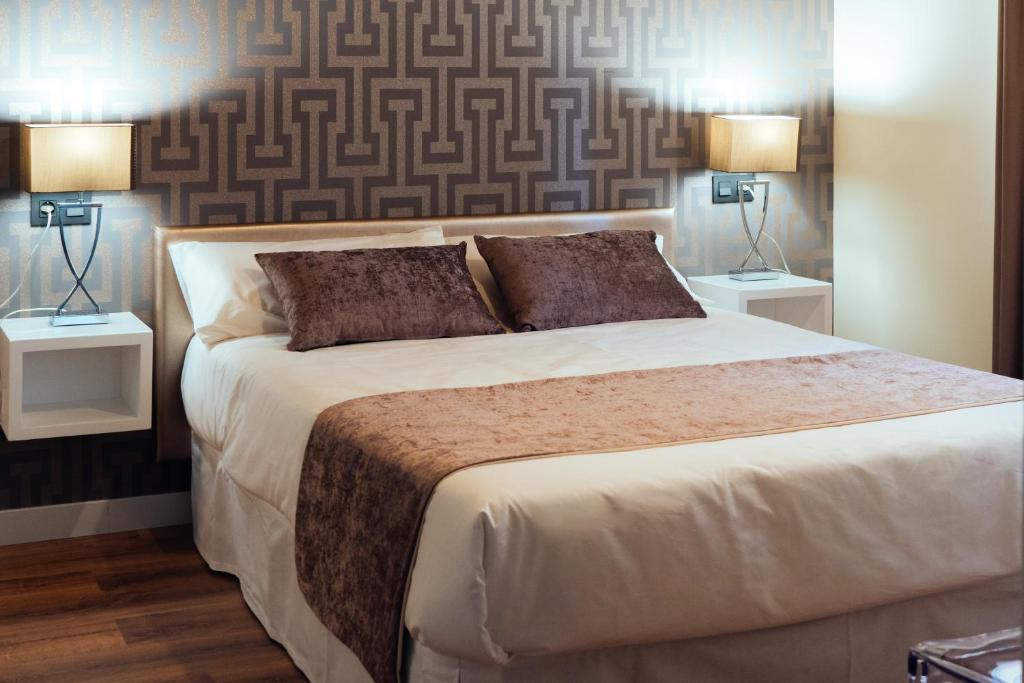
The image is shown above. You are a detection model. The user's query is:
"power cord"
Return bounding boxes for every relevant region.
[1,204,59,319]
[763,231,792,275]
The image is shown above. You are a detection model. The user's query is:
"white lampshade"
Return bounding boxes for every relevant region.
[709,115,800,173]
[20,123,133,192]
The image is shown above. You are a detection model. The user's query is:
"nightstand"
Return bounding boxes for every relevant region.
[0,312,152,440]
[688,274,833,334]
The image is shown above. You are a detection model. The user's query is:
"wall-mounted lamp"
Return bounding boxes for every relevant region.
[20,123,133,325]
[709,114,800,281]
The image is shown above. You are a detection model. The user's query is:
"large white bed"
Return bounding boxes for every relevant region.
[155,209,1021,683]
[184,310,1020,683]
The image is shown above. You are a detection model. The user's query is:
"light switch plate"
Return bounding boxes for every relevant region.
[711,174,754,204]
[29,192,93,227]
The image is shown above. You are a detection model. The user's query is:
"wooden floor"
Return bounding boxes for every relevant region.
[0,525,305,682]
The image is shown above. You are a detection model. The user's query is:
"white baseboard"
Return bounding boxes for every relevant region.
[0,491,192,546]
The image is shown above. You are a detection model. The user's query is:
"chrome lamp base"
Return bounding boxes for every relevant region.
[728,178,789,282]
[729,268,780,282]
[50,311,110,327]
[49,198,109,327]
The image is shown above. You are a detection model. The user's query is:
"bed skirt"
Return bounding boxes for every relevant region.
[191,437,1021,683]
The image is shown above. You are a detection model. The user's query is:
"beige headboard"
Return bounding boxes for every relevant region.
[154,207,675,460]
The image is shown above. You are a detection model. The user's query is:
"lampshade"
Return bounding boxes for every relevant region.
[708,115,800,173]
[20,123,133,192]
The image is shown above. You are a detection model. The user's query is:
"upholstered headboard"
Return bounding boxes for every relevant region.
[154,207,676,460]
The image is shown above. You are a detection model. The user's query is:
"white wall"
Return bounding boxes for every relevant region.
[834,0,998,371]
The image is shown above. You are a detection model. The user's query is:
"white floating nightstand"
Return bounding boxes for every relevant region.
[0,312,152,440]
[688,274,833,335]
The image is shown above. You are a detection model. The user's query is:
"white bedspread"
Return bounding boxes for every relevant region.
[181,309,1022,665]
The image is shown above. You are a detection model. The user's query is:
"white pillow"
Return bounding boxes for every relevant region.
[171,226,445,344]
[653,235,713,306]
[445,231,711,322]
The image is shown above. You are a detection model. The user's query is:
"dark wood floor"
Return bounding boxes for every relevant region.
[0,525,305,682]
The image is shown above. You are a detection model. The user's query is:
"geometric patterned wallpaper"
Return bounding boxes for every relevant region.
[0,0,832,510]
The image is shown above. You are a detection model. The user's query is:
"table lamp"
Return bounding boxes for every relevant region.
[20,123,133,325]
[709,114,800,281]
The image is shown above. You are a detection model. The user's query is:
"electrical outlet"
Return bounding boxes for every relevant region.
[711,174,755,204]
[30,192,93,227]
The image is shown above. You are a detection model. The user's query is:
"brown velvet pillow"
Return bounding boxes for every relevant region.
[474,230,705,331]
[256,244,503,351]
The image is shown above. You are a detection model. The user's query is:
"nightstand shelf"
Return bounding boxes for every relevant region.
[688,274,833,335]
[0,312,152,440]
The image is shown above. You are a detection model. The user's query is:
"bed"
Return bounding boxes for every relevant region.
[154,208,1022,683]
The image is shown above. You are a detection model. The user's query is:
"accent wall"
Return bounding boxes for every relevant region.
[0,0,833,510]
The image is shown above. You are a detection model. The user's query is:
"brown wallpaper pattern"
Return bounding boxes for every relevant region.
[0,0,832,510]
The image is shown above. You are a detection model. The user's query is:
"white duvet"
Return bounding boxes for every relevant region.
[181,309,1022,665]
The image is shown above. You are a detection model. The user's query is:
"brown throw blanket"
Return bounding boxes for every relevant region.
[293,349,1022,683]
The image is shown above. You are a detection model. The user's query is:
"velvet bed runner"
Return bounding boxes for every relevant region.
[293,349,1022,683]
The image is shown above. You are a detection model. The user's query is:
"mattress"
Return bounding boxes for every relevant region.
[181,308,1022,671]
